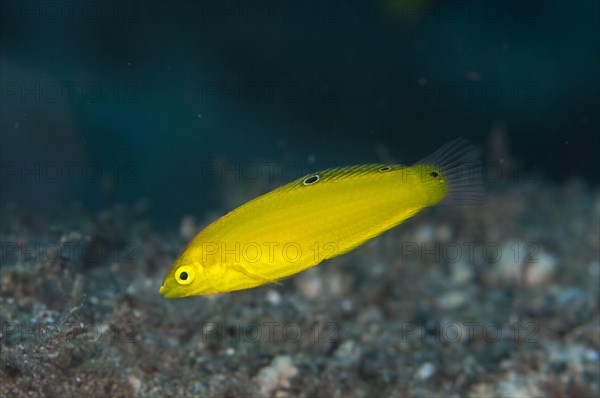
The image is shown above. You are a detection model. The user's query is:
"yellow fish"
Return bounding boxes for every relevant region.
[160,138,482,298]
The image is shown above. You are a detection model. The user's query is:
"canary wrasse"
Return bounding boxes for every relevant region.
[160,138,483,298]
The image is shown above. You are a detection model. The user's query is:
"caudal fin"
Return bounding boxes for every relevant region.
[418,138,485,205]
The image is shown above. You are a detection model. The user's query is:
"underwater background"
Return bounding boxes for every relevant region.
[1,1,599,397]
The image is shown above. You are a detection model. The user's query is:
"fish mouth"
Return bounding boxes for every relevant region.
[159,282,182,299]
[159,283,168,297]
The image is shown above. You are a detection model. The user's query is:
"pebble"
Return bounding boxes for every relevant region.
[340,299,353,313]
[296,270,322,299]
[414,224,435,243]
[585,350,599,362]
[255,355,298,396]
[526,248,557,285]
[435,224,452,242]
[450,260,474,285]
[180,215,198,239]
[491,240,526,282]
[491,241,557,286]
[266,289,282,305]
[192,382,206,393]
[497,372,543,398]
[555,287,588,308]
[415,362,436,380]
[128,375,141,395]
[437,290,468,310]
[333,340,361,368]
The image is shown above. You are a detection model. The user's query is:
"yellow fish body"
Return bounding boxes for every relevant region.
[160,138,482,298]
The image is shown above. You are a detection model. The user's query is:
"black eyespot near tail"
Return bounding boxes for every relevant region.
[418,138,485,205]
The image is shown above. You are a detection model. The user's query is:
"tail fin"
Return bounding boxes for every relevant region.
[418,138,485,205]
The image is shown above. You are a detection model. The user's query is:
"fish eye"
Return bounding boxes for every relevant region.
[379,166,392,172]
[430,171,439,178]
[175,265,195,285]
[303,175,320,185]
